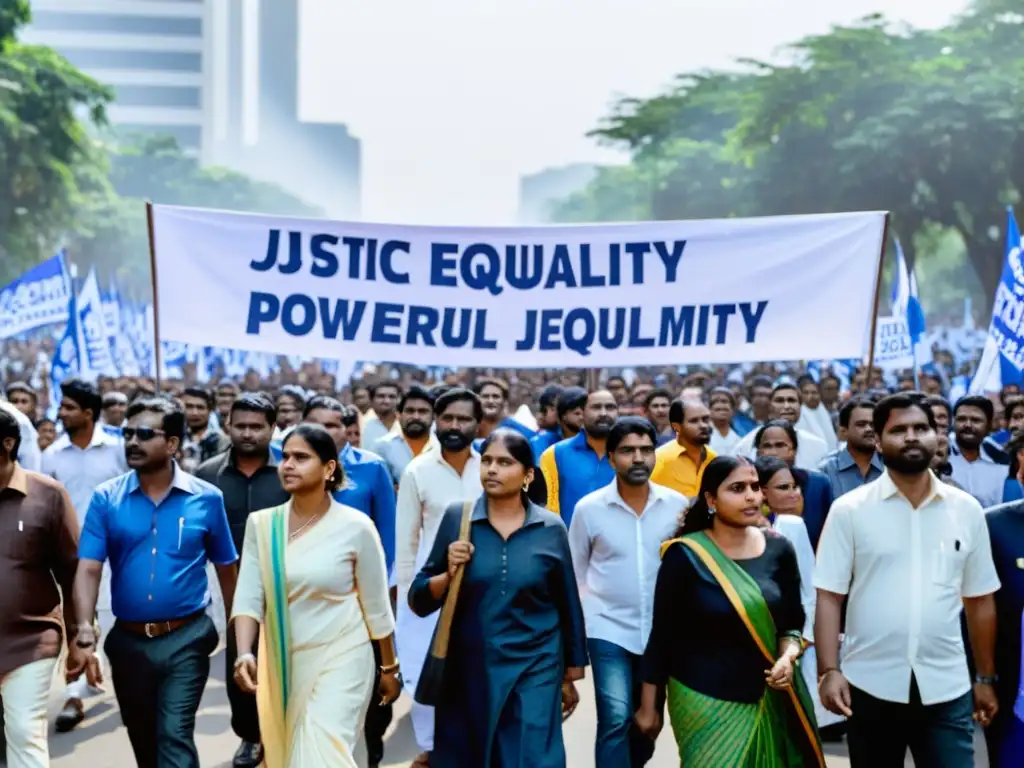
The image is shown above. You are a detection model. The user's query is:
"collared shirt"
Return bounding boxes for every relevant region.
[948,446,1006,509]
[650,441,717,499]
[814,471,1001,705]
[79,464,239,622]
[539,431,615,527]
[194,449,288,554]
[41,425,126,523]
[376,430,436,486]
[709,426,741,455]
[0,465,79,677]
[332,443,397,575]
[1,400,40,472]
[817,448,884,501]
[731,425,829,470]
[395,447,482,590]
[361,415,402,454]
[568,480,686,655]
[181,428,232,474]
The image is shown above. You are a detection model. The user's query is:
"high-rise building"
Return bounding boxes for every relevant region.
[21,0,211,157]
[210,0,361,219]
[518,164,600,224]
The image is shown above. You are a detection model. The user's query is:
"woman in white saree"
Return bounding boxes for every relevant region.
[231,424,401,767]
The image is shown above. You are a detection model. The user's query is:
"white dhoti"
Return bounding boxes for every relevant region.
[395,536,440,753]
[2,657,58,768]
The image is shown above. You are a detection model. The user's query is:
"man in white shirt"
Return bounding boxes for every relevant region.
[731,382,828,469]
[362,382,403,453]
[394,388,483,768]
[40,378,126,732]
[569,416,686,768]
[0,398,40,472]
[814,392,1000,767]
[948,395,1006,508]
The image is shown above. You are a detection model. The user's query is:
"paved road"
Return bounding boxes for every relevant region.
[28,648,870,767]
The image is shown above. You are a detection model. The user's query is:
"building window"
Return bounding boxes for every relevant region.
[116,124,202,150]
[115,85,201,108]
[63,50,202,72]
[31,12,202,37]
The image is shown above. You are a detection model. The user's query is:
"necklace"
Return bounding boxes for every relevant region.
[289,512,323,541]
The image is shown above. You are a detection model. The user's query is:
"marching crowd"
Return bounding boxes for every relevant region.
[1,360,1023,768]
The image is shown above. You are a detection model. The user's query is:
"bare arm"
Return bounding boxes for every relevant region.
[963,593,997,678]
[215,562,238,620]
[814,589,845,675]
[72,559,104,634]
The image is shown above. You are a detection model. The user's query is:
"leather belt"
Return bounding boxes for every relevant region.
[118,611,204,639]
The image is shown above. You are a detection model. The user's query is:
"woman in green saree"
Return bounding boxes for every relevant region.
[635,455,824,767]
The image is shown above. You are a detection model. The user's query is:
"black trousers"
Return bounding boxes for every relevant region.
[364,640,393,765]
[225,625,262,744]
[105,613,219,768]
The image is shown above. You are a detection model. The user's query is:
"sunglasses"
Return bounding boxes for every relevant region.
[122,427,166,442]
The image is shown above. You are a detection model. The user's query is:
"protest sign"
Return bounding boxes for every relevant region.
[0,251,70,339]
[150,206,887,368]
[873,316,914,370]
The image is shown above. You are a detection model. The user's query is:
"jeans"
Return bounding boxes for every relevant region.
[106,613,219,768]
[588,638,655,768]
[846,675,975,768]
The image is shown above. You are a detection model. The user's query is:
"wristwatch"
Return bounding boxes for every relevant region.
[975,674,998,686]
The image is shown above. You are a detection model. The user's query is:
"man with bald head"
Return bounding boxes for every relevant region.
[650,398,715,498]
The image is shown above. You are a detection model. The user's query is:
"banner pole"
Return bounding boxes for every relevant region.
[145,201,163,394]
[864,213,891,390]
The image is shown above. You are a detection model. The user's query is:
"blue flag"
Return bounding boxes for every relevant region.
[0,250,71,339]
[48,290,82,419]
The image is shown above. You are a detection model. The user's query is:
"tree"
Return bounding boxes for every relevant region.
[555,10,1024,315]
[0,1,112,283]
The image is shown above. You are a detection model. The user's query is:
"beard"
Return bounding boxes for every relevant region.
[585,419,615,439]
[403,420,430,438]
[882,446,934,475]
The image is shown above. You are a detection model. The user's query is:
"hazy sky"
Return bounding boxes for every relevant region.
[300,0,966,225]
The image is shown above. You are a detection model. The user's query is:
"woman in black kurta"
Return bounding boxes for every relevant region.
[409,428,588,768]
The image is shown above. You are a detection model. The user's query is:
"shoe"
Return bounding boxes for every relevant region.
[55,700,84,733]
[232,740,264,767]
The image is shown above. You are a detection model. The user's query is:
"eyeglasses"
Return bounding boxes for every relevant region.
[122,427,166,442]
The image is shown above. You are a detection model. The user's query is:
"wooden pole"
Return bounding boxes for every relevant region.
[863,212,891,390]
[145,201,163,393]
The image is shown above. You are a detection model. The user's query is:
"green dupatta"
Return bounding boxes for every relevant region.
[255,504,292,768]
[660,532,825,767]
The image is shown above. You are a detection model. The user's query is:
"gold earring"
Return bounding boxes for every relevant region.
[522,480,531,492]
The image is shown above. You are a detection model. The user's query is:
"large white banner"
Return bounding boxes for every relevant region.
[151,206,887,368]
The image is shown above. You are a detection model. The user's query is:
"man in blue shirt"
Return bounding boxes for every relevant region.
[530,386,587,463]
[301,394,397,768]
[70,396,238,768]
[472,377,535,452]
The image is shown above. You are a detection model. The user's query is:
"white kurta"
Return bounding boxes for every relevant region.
[394,448,482,750]
[233,502,395,768]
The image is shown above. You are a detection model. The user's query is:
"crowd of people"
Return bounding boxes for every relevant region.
[1,358,1023,768]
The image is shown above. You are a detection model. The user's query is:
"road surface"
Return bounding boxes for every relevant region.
[26,647,875,767]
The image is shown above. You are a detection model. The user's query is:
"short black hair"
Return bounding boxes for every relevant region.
[1005,396,1024,425]
[556,386,588,418]
[838,396,875,429]
[749,375,773,391]
[303,394,344,420]
[538,384,564,410]
[126,396,186,442]
[230,392,276,426]
[873,392,936,436]
[182,386,213,408]
[669,398,704,425]
[216,380,241,393]
[643,388,673,410]
[607,416,657,453]
[770,382,800,400]
[796,374,817,390]
[0,407,21,460]
[399,385,435,413]
[369,382,402,398]
[61,378,102,421]
[434,387,483,421]
[5,381,36,404]
[922,394,952,419]
[708,386,736,408]
[954,395,995,425]
[282,424,344,492]
[341,405,360,428]
[276,385,308,408]
[754,419,799,451]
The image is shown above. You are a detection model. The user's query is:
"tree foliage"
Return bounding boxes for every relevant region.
[0,2,321,293]
[555,5,1024,313]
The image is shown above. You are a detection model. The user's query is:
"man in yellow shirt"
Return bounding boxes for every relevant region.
[651,399,716,498]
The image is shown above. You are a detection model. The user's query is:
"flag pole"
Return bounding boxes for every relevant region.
[864,213,891,389]
[145,201,163,393]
